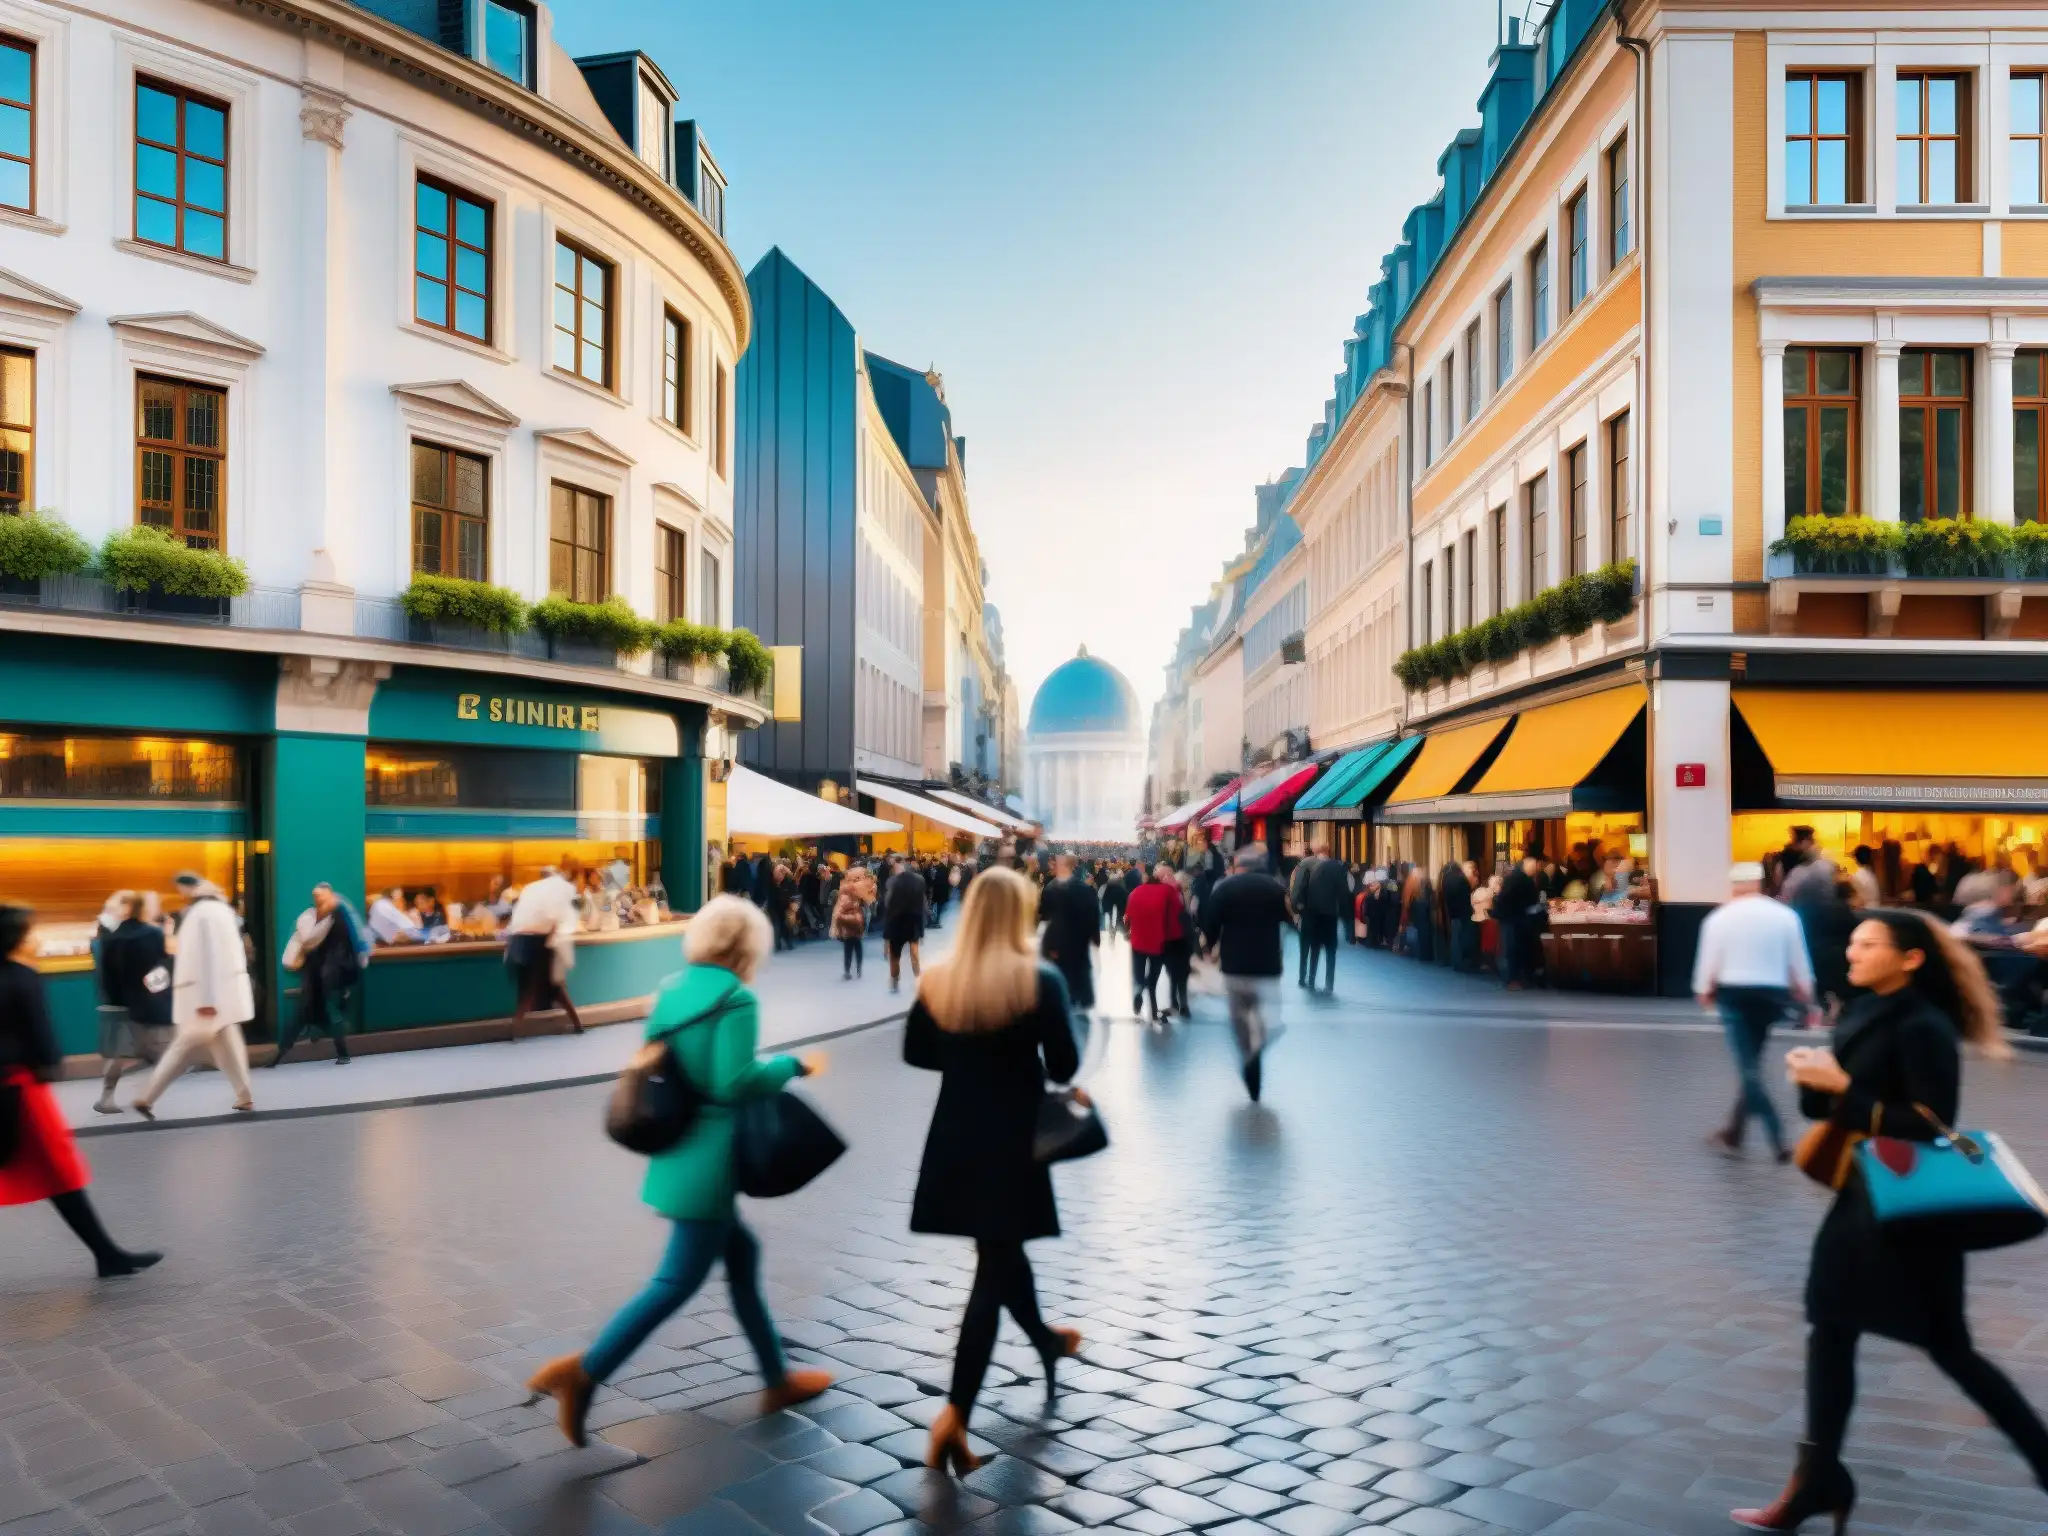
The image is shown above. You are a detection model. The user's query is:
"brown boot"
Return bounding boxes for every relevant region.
[526,1354,595,1448]
[925,1403,982,1476]
[760,1368,832,1415]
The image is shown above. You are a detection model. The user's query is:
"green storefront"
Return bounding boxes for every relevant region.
[0,632,719,1058]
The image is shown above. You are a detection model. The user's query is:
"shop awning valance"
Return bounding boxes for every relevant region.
[1734,689,2048,811]
[1377,718,1512,823]
[855,778,1006,839]
[1294,744,1388,819]
[929,788,1037,834]
[1239,760,1322,818]
[729,766,901,838]
[1379,688,1647,824]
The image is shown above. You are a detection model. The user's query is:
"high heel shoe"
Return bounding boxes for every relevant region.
[760,1368,833,1415]
[1039,1326,1083,1401]
[526,1354,595,1449]
[1731,1442,1856,1532]
[925,1403,981,1476]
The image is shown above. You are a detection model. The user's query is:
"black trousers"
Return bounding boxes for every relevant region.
[1133,953,1165,1014]
[274,983,350,1064]
[1163,940,1191,1015]
[1808,1322,2048,1479]
[840,937,863,975]
[950,1240,1056,1415]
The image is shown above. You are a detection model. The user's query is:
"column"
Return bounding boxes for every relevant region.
[1648,676,1732,995]
[296,55,355,627]
[1760,341,1788,547]
[1987,342,2019,525]
[660,708,706,913]
[1873,341,1904,521]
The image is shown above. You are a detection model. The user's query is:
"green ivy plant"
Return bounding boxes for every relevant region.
[1394,561,1635,693]
[722,629,773,693]
[0,510,94,582]
[97,525,250,598]
[653,620,727,663]
[400,574,529,633]
[528,595,655,656]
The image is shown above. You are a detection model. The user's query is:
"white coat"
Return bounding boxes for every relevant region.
[173,895,254,1034]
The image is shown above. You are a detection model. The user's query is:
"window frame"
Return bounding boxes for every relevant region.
[1607,133,1631,265]
[1565,188,1589,313]
[547,480,612,603]
[1608,410,1632,567]
[1442,539,1457,634]
[653,522,687,623]
[409,439,490,582]
[135,373,227,549]
[661,306,692,434]
[1528,237,1551,351]
[1896,71,1972,207]
[1782,346,1861,520]
[1490,505,1506,617]
[0,344,29,514]
[552,235,615,391]
[1785,70,1863,207]
[2013,73,2047,206]
[1463,319,1482,425]
[1566,441,1590,577]
[1524,472,1550,600]
[1461,528,1476,633]
[1897,346,1972,524]
[714,362,729,479]
[413,175,493,346]
[1493,283,1513,389]
[0,33,32,216]
[133,76,230,263]
[480,0,535,89]
[701,546,721,626]
[1420,560,1434,645]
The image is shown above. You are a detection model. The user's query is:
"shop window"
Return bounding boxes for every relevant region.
[2013,75,2046,205]
[134,78,228,261]
[13,839,241,962]
[662,307,691,431]
[410,440,488,580]
[1566,441,1589,577]
[700,547,721,626]
[136,375,226,548]
[654,523,686,623]
[1524,472,1549,599]
[1609,410,1632,563]
[1493,283,1513,388]
[1899,348,1970,523]
[0,732,242,800]
[1565,189,1589,312]
[1490,505,1506,616]
[0,35,30,213]
[553,237,612,388]
[1783,347,1859,519]
[1897,73,1970,206]
[481,0,533,88]
[364,839,655,922]
[2016,351,2047,523]
[1786,71,1862,206]
[1608,132,1631,264]
[548,481,610,601]
[414,178,491,343]
[1463,320,1482,425]
[714,362,729,478]
[0,345,29,513]
[1528,237,1550,350]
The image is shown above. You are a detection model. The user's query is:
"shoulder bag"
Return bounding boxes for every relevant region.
[602,1000,737,1156]
[1034,1088,1107,1164]
[1856,1105,2048,1252]
[0,1078,20,1166]
[733,1090,846,1197]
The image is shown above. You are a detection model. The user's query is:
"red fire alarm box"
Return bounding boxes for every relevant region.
[1676,763,1707,788]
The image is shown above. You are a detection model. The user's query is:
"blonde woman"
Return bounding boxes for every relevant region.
[904,867,1084,1474]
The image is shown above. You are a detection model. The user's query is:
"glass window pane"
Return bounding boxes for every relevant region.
[2015,142,2043,206]
[1818,408,1852,517]
[574,493,595,548]
[454,292,486,339]
[455,197,487,247]
[0,159,28,212]
[1783,348,1808,396]
[185,458,218,517]
[415,230,447,281]
[2018,409,2041,522]
[1929,78,1956,135]
[186,391,220,449]
[457,518,485,581]
[554,240,575,288]
[553,328,576,372]
[183,211,224,260]
[1898,79,1921,135]
[1786,79,1811,137]
[581,255,605,300]
[0,102,28,159]
[2019,352,2042,399]
[136,143,178,199]
[1899,408,1925,521]
[454,246,485,292]
[581,340,603,382]
[0,42,28,104]
[549,484,572,542]
[1786,143,1812,205]
[139,384,176,440]
[1816,350,1854,396]
[0,352,27,425]
[2018,79,2044,136]
[1818,140,1848,204]
[1899,352,1925,396]
[136,86,177,145]
[1929,141,1956,205]
[581,299,603,341]
[184,102,224,161]
[1818,78,1847,135]
[415,276,447,327]
[414,509,442,574]
[184,157,224,213]
[1935,407,1963,519]
[412,443,444,506]
[483,0,528,83]
[549,542,570,596]
[1932,351,1967,397]
[553,287,575,332]
[416,181,447,233]
[1898,140,1921,204]
[453,454,485,515]
[1784,407,1809,519]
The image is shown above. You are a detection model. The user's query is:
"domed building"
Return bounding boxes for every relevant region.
[1026,648,1146,844]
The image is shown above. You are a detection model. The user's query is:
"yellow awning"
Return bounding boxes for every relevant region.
[1384,717,1511,805]
[1734,689,2048,780]
[1471,686,1646,796]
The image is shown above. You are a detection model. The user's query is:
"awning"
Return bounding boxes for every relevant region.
[929,788,1037,834]
[1377,718,1513,822]
[1240,761,1322,818]
[727,766,902,838]
[1294,742,1392,819]
[855,778,1006,839]
[1159,779,1239,832]
[1379,687,1647,823]
[1735,689,2048,811]
[1200,793,1241,831]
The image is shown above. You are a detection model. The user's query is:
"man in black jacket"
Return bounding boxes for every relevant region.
[1299,844,1353,993]
[882,859,928,991]
[1497,855,1542,990]
[1200,845,1290,1101]
[1439,859,1475,973]
[1038,854,1102,1017]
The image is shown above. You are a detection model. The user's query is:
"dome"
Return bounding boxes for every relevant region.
[1028,647,1140,736]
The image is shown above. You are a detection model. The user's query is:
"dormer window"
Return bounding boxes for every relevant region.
[698,153,725,237]
[482,0,533,88]
[637,67,671,180]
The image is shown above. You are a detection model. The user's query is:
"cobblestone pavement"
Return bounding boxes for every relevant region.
[8,947,2048,1536]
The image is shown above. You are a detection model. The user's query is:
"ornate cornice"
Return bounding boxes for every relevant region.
[220,0,751,352]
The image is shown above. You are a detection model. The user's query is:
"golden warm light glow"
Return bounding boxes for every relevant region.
[1732,813,2045,880]
[0,839,244,961]
[364,839,652,907]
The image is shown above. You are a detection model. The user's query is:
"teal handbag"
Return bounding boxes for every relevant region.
[1857,1106,2048,1252]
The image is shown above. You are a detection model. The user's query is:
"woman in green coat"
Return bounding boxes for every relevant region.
[528,897,831,1446]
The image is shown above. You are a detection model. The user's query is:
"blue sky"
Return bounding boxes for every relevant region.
[551,0,1501,721]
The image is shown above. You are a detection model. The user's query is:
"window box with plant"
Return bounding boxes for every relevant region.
[0,511,93,599]
[653,619,727,683]
[400,574,528,650]
[529,595,653,665]
[1769,515,2048,580]
[1394,561,1635,693]
[1767,514,1899,577]
[98,524,248,621]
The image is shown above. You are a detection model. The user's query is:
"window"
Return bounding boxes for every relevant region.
[654,524,686,623]
[553,238,612,388]
[410,441,488,580]
[661,308,691,431]
[2018,353,2047,524]
[0,36,31,213]
[1528,238,1551,350]
[0,347,28,513]
[637,72,670,180]
[1786,72,1861,206]
[1565,190,1589,312]
[134,80,228,261]
[1461,530,1476,631]
[481,0,533,87]
[1897,73,1970,206]
[548,482,610,602]
[136,376,225,548]
[2014,75,2046,206]
[1463,322,1481,425]
[1566,442,1589,576]
[1420,561,1434,644]
[698,160,725,238]
[1898,348,1970,523]
[1439,356,1455,443]
[1782,347,1859,519]
[1609,411,1632,565]
[1420,380,1434,466]
[1608,134,1631,264]
[1524,473,1549,599]
[714,363,729,479]
[414,178,491,343]
[1493,284,1513,388]
[702,548,721,626]
[1442,541,1457,633]
[1490,505,1506,616]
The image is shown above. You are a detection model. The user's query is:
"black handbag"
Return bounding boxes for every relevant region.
[603,1003,735,1156]
[733,1091,846,1197]
[0,1079,21,1166]
[1034,1088,1107,1164]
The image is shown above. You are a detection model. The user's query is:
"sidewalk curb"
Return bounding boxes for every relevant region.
[70,1010,909,1139]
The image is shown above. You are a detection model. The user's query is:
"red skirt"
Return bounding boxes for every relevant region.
[0,1068,89,1205]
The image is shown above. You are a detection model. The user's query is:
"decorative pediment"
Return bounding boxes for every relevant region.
[390,379,520,429]
[536,427,636,468]
[109,311,265,358]
[0,267,80,317]
[652,480,703,512]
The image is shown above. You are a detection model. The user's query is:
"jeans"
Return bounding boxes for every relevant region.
[1715,985,1789,1151]
[584,1218,786,1387]
[1449,917,1476,972]
[1496,919,1521,984]
[1299,917,1338,990]
[1133,953,1165,1015]
[841,937,863,976]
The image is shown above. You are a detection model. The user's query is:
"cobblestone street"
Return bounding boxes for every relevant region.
[8,945,2048,1535]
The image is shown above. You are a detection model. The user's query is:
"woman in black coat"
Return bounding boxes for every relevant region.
[1735,910,2048,1531]
[905,867,1082,1475]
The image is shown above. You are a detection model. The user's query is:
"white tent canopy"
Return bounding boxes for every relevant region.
[726,765,901,838]
[854,778,1006,839]
[930,788,1036,834]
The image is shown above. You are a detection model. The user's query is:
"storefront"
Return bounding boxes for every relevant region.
[1292,738,1416,862]
[1231,758,1326,858]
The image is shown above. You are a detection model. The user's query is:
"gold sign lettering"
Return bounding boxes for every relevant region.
[457,693,480,720]
[459,696,602,733]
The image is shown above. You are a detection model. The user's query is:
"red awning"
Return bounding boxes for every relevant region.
[1239,761,1322,818]
[1159,778,1240,832]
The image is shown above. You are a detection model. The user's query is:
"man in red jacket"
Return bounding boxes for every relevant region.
[1124,864,1185,1023]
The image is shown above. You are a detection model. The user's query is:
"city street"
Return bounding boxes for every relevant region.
[7,943,2048,1536]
